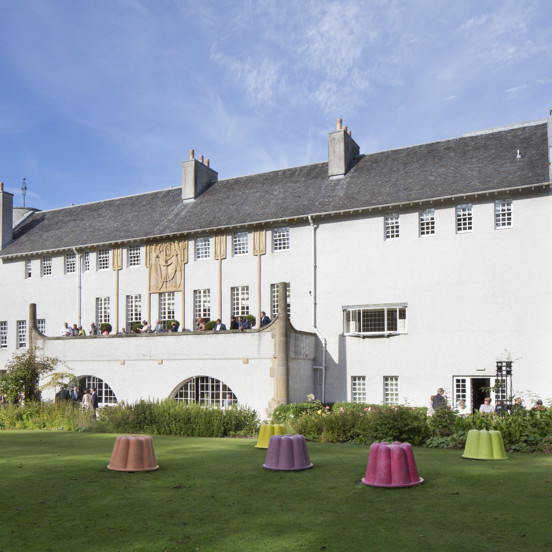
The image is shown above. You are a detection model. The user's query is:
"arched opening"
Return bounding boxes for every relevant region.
[77,375,117,406]
[172,376,237,407]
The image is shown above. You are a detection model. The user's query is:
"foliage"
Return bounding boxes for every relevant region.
[0,349,60,403]
[204,320,216,330]
[0,401,89,430]
[244,314,256,327]
[132,322,143,333]
[100,322,112,334]
[41,371,78,390]
[167,319,180,330]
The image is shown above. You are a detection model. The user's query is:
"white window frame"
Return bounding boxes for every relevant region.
[195,236,211,260]
[419,208,435,236]
[174,376,236,407]
[272,227,290,251]
[232,232,249,256]
[384,376,399,405]
[80,375,118,405]
[343,304,407,336]
[83,252,90,272]
[270,283,291,320]
[128,245,141,267]
[495,199,512,229]
[231,286,249,317]
[193,289,211,324]
[351,376,367,403]
[17,320,27,348]
[65,252,76,274]
[456,204,473,233]
[41,256,52,277]
[96,297,110,325]
[25,259,32,279]
[126,294,142,331]
[453,377,470,412]
[37,319,46,334]
[159,292,175,323]
[97,249,110,270]
[385,213,400,240]
[0,321,7,348]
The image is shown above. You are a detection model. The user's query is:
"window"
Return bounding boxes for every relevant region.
[272,227,290,251]
[79,375,117,405]
[343,304,407,336]
[159,292,175,324]
[454,377,468,410]
[384,376,399,405]
[420,208,435,236]
[231,286,249,317]
[83,252,90,272]
[17,320,27,348]
[65,252,76,274]
[351,376,367,403]
[456,204,472,233]
[37,319,46,334]
[195,236,210,260]
[270,283,291,319]
[128,245,141,267]
[0,321,7,348]
[384,213,400,240]
[96,297,110,325]
[41,256,52,276]
[232,232,249,256]
[25,260,32,278]
[97,249,110,270]
[495,199,512,228]
[194,289,211,324]
[126,295,142,331]
[174,376,236,407]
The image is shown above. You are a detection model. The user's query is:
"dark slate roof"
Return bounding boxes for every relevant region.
[1,121,549,258]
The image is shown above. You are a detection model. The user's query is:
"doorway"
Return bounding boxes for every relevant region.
[471,378,490,413]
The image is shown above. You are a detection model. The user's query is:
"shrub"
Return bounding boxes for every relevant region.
[167,319,180,330]
[244,314,256,328]
[100,323,112,334]
[204,321,216,331]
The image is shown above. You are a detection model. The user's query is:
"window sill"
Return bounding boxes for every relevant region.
[344,332,406,339]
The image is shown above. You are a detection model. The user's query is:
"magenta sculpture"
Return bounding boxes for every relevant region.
[362,441,423,488]
[263,434,313,471]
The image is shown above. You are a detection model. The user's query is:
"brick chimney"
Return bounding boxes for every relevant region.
[182,149,218,201]
[328,118,360,178]
[0,182,13,251]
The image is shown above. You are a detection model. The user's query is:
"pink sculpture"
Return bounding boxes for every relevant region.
[362,441,423,487]
[107,435,159,472]
[263,434,313,471]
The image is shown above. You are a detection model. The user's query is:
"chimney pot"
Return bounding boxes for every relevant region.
[0,182,3,192]
[190,149,195,160]
[199,155,204,164]
[337,118,342,130]
[347,130,351,136]
[206,159,210,167]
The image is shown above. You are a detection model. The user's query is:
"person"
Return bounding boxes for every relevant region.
[431,388,446,412]
[479,397,494,414]
[238,316,250,331]
[495,399,507,415]
[59,384,71,402]
[456,399,470,416]
[260,311,271,327]
[170,322,178,332]
[81,389,93,412]
[214,319,226,331]
[77,325,86,336]
[91,387,99,417]
[534,399,547,412]
[90,322,98,336]
[71,386,81,403]
[223,393,233,408]
[140,320,151,333]
[230,316,239,330]
[71,324,79,336]
[513,397,524,411]
[195,318,206,331]
[60,322,72,337]
[154,320,163,333]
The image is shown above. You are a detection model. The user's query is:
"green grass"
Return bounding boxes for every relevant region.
[1,432,551,552]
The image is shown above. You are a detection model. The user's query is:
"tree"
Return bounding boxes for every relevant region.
[0,349,60,403]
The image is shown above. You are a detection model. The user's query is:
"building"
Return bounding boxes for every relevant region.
[1,112,552,416]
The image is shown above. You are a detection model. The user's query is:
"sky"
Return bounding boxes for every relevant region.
[0,0,551,211]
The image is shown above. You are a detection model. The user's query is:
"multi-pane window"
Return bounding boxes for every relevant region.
[25,260,32,278]
[174,376,236,407]
[495,199,512,228]
[384,376,399,405]
[128,245,141,267]
[37,319,46,335]
[385,213,400,240]
[65,252,76,273]
[232,232,249,256]
[41,256,52,276]
[159,292,175,324]
[0,321,7,348]
[83,252,90,272]
[231,286,249,317]
[126,295,142,331]
[195,237,210,260]
[17,320,27,348]
[454,377,468,410]
[344,304,407,336]
[97,249,110,270]
[456,204,473,233]
[270,283,291,319]
[351,376,367,403]
[272,227,290,251]
[96,297,110,325]
[194,289,211,324]
[420,208,435,236]
[80,375,117,405]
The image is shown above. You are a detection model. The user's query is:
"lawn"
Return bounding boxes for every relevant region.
[1,432,551,552]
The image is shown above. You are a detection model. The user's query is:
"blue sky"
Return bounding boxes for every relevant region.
[1,0,551,211]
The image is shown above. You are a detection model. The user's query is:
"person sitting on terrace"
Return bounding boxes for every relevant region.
[170,321,178,332]
[71,324,79,336]
[140,320,151,333]
[196,318,206,331]
[77,325,86,336]
[479,397,494,414]
[260,311,271,327]
[154,320,164,333]
[230,316,239,330]
[60,323,72,337]
[90,322,98,336]
[238,316,250,331]
[214,319,226,331]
